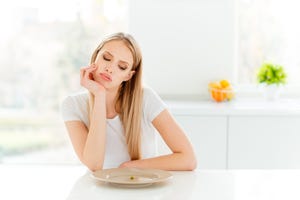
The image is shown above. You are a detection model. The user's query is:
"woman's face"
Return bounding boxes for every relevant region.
[93,40,135,90]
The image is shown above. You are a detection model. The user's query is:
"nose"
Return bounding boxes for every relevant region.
[105,66,113,74]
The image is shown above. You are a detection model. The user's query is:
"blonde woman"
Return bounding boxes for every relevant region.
[61,32,197,171]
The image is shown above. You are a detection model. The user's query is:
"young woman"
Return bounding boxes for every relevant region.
[61,32,197,171]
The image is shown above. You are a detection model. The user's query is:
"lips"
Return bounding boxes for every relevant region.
[99,73,112,82]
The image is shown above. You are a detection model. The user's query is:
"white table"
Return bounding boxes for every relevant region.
[1,164,300,200]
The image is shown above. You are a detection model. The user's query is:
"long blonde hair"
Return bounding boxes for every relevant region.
[89,32,143,160]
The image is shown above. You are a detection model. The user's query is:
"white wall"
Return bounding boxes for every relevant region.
[129,0,236,99]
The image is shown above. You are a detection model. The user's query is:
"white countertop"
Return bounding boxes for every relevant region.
[166,98,300,116]
[2,164,300,200]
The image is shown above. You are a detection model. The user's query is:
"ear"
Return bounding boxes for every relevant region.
[124,70,135,81]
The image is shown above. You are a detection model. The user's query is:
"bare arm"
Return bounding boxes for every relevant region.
[64,65,107,171]
[119,109,197,171]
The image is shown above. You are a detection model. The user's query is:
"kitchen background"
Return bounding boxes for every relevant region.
[1,0,300,168]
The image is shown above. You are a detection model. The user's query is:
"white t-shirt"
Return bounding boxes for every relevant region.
[61,87,167,168]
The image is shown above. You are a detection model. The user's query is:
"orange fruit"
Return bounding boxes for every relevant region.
[209,82,221,89]
[221,90,228,101]
[209,80,234,102]
[211,88,225,102]
[220,79,230,88]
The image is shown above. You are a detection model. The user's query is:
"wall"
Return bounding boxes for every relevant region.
[129,0,236,99]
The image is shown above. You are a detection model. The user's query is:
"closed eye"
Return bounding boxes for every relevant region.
[119,66,127,70]
[103,55,111,61]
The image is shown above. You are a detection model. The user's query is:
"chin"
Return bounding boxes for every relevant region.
[93,79,106,87]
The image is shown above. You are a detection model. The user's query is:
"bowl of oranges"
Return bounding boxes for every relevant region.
[208,79,234,102]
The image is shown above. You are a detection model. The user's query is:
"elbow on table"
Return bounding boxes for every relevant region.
[184,151,197,170]
[87,165,103,172]
[174,151,197,170]
[81,159,103,172]
[186,157,197,171]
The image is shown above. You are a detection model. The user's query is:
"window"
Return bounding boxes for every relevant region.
[238,0,300,87]
[0,0,128,163]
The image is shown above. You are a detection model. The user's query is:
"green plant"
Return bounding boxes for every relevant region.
[257,63,287,85]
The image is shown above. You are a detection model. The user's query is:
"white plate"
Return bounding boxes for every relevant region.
[91,168,172,187]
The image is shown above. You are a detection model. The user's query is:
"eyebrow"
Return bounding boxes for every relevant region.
[104,51,129,66]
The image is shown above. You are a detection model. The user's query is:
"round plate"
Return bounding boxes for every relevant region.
[91,168,172,187]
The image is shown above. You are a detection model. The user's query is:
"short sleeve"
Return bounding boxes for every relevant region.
[143,87,167,122]
[61,96,82,122]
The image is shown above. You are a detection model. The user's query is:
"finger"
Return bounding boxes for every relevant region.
[80,65,97,86]
[81,65,90,70]
[80,65,95,73]
[80,68,87,81]
[80,66,91,85]
[80,65,95,77]
[80,69,86,86]
[80,65,90,76]
[83,69,92,80]
[83,66,97,79]
[80,69,84,79]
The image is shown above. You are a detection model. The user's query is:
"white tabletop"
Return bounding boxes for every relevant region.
[1,164,300,200]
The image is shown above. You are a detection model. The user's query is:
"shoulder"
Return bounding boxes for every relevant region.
[60,91,89,123]
[142,86,162,101]
[142,86,167,122]
[62,91,89,107]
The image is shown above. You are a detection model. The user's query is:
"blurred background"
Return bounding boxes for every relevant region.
[1,0,300,165]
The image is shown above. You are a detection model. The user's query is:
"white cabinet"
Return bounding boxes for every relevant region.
[228,116,300,169]
[166,100,300,169]
[156,115,227,169]
[175,116,227,169]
